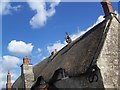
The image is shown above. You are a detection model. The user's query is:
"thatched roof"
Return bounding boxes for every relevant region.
[12,19,109,88]
[38,20,107,82]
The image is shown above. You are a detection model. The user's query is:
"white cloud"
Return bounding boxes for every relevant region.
[7,40,34,56]
[70,30,87,41]
[46,15,105,53]
[47,41,65,53]
[0,55,21,89]
[37,48,42,53]
[86,15,104,31]
[0,0,11,15]
[41,56,47,60]
[0,0,21,15]
[96,15,104,24]
[12,5,21,11]
[27,0,61,28]
[114,10,120,20]
[2,55,21,70]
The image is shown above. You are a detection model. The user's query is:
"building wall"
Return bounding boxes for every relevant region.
[54,15,119,89]
[97,16,119,89]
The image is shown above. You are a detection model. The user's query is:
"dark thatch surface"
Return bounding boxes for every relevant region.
[39,20,107,82]
[12,19,108,88]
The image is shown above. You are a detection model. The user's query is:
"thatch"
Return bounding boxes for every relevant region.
[12,19,108,88]
[35,20,107,82]
[12,76,23,88]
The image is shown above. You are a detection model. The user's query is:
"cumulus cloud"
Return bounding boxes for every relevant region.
[27,0,61,28]
[0,0,10,15]
[7,40,34,56]
[0,0,21,15]
[2,55,21,70]
[0,55,21,89]
[46,15,105,53]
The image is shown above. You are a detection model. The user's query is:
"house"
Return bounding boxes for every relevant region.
[6,0,120,89]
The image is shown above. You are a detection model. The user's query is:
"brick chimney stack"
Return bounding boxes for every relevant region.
[6,70,12,90]
[101,0,114,16]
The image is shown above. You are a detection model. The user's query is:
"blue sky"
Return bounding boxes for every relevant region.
[2,2,118,57]
[0,1,119,89]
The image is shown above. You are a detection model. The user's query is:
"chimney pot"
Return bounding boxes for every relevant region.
[8,70,10,74]
[101,0,113,16]
[23,57,29,64]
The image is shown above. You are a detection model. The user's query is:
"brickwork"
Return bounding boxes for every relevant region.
[6,71,12,90]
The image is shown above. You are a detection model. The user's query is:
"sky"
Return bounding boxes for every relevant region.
[0,0,119,89]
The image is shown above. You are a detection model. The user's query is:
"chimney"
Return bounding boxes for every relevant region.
[6,70,12,90]
[21,57,34,88]
[101,0,114,16]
